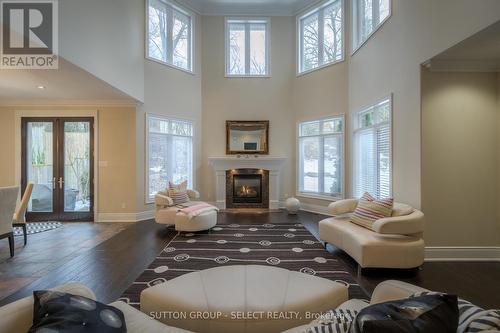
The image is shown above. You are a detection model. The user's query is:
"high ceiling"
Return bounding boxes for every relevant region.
[430,19,500,71]
[180,0,315,15]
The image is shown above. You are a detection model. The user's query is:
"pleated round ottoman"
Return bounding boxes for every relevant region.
[140,265,348,333]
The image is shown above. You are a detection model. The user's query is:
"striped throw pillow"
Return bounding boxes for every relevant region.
[305,309,358,333]
[351,192,393,231]
[167,188,189,204]
[411,291,500,333]
[166,180,189,204]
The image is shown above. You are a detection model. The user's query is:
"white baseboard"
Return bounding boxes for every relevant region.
[425,247,500,262]
[96,211,155,223]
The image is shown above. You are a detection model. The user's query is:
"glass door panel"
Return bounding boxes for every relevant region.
[63,121,91,213]
[26,121,54,213]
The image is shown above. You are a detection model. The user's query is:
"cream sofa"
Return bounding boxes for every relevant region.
[319,199,425,272]
[282,280,437,333]
[0,283,192,333]
[154,189,218,232]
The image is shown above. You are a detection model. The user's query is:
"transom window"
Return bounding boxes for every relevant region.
[352,0,391,52]
[147,115,194,202]
[298,0,344,74]
[225,18,270,77]
[353,97,392,199]
[147,0,193,72]
[298,116,344,198]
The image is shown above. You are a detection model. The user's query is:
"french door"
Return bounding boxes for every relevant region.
[21,117,94,222]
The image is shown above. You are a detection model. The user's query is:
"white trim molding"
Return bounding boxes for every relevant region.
[425,247,500,262]
[97,211,155,223]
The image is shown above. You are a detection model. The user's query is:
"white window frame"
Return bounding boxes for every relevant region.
[352,95,393,199]
[146,0,195,74]
[296,0,345,76]
[351,0,392,55]
[296,115,345,201]
[225,17,271,78]
[145,113,195,204]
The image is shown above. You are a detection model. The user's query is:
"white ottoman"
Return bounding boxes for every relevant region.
[140,265,348,333]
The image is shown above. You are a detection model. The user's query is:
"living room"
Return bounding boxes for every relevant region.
[0,0,499,332]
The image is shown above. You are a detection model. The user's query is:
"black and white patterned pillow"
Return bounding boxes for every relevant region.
[29,290,127,333]
[305,309,359,333]
[411,291,500,333]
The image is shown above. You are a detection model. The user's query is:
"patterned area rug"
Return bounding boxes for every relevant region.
[120,223,368,308]
[13,222,62,236]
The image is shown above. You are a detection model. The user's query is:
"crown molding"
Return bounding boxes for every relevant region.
[176,0,318,17]
[0,99,138,108]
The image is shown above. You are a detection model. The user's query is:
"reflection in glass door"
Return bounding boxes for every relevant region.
[22,118,94,222]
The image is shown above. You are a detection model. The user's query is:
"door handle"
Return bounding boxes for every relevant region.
[58,177,64,189]
[51,177,56,190]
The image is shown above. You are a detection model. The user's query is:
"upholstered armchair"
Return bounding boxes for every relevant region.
[154,189,200,209]
[319,199,425,273]
[154,189,217,232]
[12,182,34,245]
[0,186,20,257]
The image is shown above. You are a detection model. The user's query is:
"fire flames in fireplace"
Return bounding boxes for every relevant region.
[237,185,258,198]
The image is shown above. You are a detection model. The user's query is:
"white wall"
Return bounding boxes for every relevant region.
[348,0,500,209]
[136,13,203,213]
[421,69,500,246]
[200,16,296,203]
[59,0,145,102]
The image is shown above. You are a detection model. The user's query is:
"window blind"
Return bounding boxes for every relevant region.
[353,98,391,199]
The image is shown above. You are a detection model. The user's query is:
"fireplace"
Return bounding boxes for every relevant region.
[226,169,269,208]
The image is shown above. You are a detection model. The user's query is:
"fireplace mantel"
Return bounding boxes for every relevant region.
[208,156,287,210]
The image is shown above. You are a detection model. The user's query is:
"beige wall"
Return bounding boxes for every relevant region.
[59,0,145,102]
[0,105,137,215]
[498,74,500,238]
[421,69,500,246]
[200,16,296,202]
[349,0,500,209]
[136,13,203,213]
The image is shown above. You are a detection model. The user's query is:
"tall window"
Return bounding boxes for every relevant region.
[298,0,343,74]
[225,18,269,77]
[147,0,193,72]
[298,116,344,198]
[353,97,392,199]
[352,0,391,52]
[147,115,193,202]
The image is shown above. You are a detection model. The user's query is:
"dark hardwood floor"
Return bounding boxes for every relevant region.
[1,211,499,309]
[0,222,128,300]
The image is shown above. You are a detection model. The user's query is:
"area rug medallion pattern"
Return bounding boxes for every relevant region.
[120,223,368,308]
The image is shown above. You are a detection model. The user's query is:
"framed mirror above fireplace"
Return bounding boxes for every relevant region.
[226,121,269,155]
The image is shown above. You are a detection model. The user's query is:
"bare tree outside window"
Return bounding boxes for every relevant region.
[300,0,343,73]
[227,19,269,76]
[353,0,391,50]
[147,0,192,71]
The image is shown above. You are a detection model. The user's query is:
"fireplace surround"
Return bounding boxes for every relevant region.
[226,169,269,208]
[208,156,286,210]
